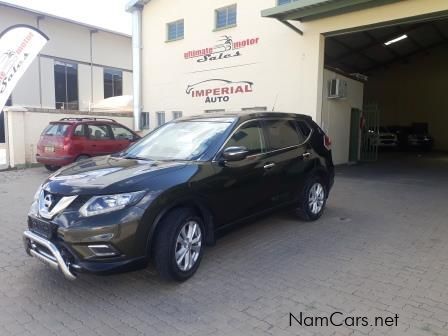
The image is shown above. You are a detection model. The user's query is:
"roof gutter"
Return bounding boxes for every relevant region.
[126,0,150,131]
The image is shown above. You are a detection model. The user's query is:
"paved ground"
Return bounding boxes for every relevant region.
[0,152,448,336]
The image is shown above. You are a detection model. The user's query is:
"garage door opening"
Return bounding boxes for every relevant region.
[322,16,448,168]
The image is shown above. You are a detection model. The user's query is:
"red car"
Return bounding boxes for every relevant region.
[36,118,140,171]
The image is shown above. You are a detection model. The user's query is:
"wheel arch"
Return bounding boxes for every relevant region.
[146,198,216,257]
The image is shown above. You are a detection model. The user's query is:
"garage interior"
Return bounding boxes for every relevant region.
[324,16,448,165]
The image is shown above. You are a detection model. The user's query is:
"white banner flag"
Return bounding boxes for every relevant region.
[0,24,49,111]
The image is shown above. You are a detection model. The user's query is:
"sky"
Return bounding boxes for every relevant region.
[2,0,132,34]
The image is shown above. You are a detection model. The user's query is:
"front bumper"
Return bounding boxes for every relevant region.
[23,230,79,280]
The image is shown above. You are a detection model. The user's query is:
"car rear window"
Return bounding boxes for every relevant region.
[42,123,70,136]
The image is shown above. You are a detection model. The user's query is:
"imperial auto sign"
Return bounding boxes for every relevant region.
[186,79,254,103]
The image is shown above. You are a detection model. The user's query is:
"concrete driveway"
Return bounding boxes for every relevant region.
[0,153,447,336]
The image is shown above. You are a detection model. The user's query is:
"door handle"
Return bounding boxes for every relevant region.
[263,163,276,170]
[301,152,311,159]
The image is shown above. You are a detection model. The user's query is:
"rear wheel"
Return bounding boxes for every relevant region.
[44,164,60,172]
[153,207,205,282]
[75,155,90,162]
[296,176,327,221]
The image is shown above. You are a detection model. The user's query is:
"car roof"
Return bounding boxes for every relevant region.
[177,111,312,123]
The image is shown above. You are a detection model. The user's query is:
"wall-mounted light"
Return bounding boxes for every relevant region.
[384,34,408,46]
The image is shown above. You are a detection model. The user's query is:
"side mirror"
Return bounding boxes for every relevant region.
[222,146,249,162]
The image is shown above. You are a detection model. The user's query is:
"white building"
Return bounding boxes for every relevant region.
[0,1,133,111]
[127,0,448,165]
[0,1,134,168]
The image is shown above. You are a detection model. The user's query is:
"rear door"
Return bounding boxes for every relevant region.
[262,118,312,205]
[85,123,115,156]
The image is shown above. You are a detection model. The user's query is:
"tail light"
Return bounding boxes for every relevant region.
[63,136,71,152]
[324,134,332,150]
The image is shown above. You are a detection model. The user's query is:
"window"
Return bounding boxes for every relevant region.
[242,106,267,112]
[73,124,86,137]
[42,123,71,137]
[54,61,78,110]
[104,69,123,98]
[156,111,166,127]
[296,120,311,138]
[215,4,237,30]
[141,112,150,130]
[111,125,134,141]
[172,111,183,119]
[225,121,265,156]
[167,19,184,41]
[5,95,12,106]
[278,0,298,5]
[264,119,302,150]
[87,124,112,140]
[205,109,225,114]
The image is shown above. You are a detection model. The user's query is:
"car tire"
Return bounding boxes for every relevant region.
[153,207,205,282]
[44,164,60,172]
[75,155,90,162]
[296,176,327,221]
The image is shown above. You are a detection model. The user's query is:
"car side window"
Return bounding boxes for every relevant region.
[110,125,134,140]
[87,124,112,140]
[264,119,303,151]
[73,124,86,137]
[224,121,265,156]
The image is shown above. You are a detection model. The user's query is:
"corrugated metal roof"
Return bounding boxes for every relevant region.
[261,0,403,22]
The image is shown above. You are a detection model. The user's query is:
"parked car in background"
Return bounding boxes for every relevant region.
[388,124,433,151]
[377,127,399,148]
[24,112,334,282]
[36,118,140,171]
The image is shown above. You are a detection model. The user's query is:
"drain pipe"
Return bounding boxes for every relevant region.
[127,0,149,132]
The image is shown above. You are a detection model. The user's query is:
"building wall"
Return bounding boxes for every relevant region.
[139,0,448,163]
[0,4,133,111]
[365,45,448,151]
[322,70,364,165]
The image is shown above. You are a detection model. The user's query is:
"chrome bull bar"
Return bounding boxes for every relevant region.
[23,230,78,280]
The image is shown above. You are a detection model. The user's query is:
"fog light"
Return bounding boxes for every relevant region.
[88,244,119,257]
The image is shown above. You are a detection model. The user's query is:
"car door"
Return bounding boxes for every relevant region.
[110,124,136,152]
[208,120,275,226]
[262,118,312,205]
[85,123,115,156]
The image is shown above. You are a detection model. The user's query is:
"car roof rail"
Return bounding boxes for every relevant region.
[59,117,117,122]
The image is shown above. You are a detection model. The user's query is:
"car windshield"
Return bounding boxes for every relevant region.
[123,119,233,161]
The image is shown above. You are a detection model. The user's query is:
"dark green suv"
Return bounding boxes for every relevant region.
[23,112,334,281]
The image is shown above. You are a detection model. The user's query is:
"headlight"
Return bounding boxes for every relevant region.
[79,191,147,217]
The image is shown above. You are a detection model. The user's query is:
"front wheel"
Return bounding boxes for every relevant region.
[296,176,327,221]
[153,208,205,282]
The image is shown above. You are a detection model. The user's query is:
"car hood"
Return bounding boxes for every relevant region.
[42,156,189,195]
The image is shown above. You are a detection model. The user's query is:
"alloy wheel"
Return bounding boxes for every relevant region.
[175,220,202,272]
[308,182,325,215]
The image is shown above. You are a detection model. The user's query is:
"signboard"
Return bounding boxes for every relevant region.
[186,79,254,103]
[184,35,259,63]
[0,25,49,111]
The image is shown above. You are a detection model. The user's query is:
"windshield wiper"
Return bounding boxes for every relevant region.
[123,155,152,161]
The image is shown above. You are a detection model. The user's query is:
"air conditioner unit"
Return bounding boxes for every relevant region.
[328,78,347,99]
